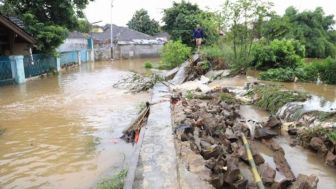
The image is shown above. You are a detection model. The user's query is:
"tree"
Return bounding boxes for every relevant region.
[222,0,273,70]
[0,0,92,54]
[283,7,336,58]
[77,19,91,34]
[162,1,202,46]
[127,9,160,36]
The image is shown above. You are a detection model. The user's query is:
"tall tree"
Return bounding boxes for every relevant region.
[162,1,202,46]
[127,9,160,36]
[284,7,336,58]
[222,0,273,69]
[0,0,93,54]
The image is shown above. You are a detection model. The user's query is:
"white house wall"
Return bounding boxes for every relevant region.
[57,38,88,52]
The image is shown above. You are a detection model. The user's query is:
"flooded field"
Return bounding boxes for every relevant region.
[0,59,158,188]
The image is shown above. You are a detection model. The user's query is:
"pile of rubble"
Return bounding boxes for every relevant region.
[172,88,319,189]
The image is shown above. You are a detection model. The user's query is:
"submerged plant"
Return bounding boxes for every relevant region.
[220,92,239,104]
[144,61,153,69]
[251,85,308,114]
[96,169,127,189]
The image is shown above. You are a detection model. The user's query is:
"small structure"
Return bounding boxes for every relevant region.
[92,24,163,60]
[57,31,89,52]
[0,15,36,56]
[154,32,170,43]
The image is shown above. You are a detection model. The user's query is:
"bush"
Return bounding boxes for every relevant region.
[160,40,192,69]
[144,61,153,69]
[318,58,336,84]
[260,58,336,84]
[251,39,305,70]
[201,43,235,70]
[259,68,296,82]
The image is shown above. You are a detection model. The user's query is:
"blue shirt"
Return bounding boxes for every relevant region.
[193,29,204,39]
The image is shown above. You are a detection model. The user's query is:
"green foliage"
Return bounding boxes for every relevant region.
[317,58,336,84]
[259,68,296,82]
[262,15,292,41]
[220,92,239,104]
[251,85,308,114]
[260,58,336,84]
[201,43,236,69]
[22,13,68,55]
[0,0,92,54]
[160,40,192,69]
[251,39,305,70]
[196,11,222,45]
[261,6,336,58]
[299,127,336,146]
[96,169,127,189]
[222,0,273,71]
[162,1,202,46]
[127,9,160,35]
[77,19,91,33]
[144,61,153,69]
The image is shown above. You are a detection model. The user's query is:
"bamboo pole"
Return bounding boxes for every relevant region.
[241,133,265,189]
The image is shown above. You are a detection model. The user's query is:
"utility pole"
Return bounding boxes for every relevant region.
[110,0,115,59]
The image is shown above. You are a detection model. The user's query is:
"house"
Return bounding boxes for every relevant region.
[92,24,164,60]
[57,31,89,52]
[154,32,170,43]
[0,15,36,56]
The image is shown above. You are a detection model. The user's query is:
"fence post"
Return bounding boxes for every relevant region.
[56,57,61,71]
[9,55,26,84]
[87,37,95,62]
[77,51,81,65]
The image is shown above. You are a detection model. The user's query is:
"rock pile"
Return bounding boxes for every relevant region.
[172,89,319,189]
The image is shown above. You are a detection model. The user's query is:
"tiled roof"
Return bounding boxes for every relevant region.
[92,24,155,42]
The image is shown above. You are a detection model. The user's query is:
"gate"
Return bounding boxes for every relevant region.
[0,56,13,85]
[24,54,56,78]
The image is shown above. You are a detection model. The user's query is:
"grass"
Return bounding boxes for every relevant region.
[144,61,153,69]
[96,169,127,189]
[250,85,308,114]
[299,127,336,146]
[220,92,240,104]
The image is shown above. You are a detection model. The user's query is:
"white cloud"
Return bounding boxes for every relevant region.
[84,0,336,26]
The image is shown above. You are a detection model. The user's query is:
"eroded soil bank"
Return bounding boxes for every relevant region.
[167,56,336,189]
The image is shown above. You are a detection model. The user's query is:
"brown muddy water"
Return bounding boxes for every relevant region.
[240,105,336,189]
[0,59,158,189]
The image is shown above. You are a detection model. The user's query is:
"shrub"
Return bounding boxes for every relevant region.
[251,39,305,70]
[144,61,153,69]
[259,68,296,82]
[318,58,336,84]
[160,40,192,69]
[260,58,336,84]
[201,43,235,70]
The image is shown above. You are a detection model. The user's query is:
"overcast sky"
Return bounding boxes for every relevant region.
[84,0,336,26]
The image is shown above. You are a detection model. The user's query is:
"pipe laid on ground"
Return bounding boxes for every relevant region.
[241,133,265,189]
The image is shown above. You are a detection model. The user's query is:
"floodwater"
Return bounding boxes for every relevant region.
[0,58,158,189]
[212,70,336,102]
[240,106,336,189]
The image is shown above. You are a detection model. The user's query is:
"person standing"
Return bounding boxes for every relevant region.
[193,24,204,52]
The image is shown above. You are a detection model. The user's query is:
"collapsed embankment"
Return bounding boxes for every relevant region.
[119,54,336,189]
